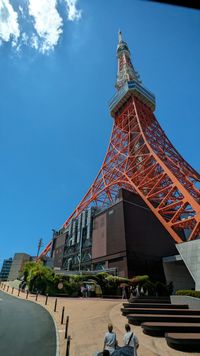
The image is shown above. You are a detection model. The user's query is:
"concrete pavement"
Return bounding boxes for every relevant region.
[2,284,200,356]
[0,290,56,356]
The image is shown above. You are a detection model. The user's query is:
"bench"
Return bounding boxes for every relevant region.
[141,322,200,336]
[121,307,200,316]
[122,303,188,309]
[127,313,200,325]
[165,332,200,352]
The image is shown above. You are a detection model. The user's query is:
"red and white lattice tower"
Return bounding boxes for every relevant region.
[40,31,200,257]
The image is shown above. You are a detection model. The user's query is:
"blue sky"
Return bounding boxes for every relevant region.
[0,0,199,266]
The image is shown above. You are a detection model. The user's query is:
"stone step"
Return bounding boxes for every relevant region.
[127,313,200,325]
[165,332,200,352]
[142,322,200,337]
[121,307,200,316]
[123,303,188,309]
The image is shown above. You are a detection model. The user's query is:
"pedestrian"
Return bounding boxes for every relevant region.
[123,323,139,356]
[103,323,117,355]
[80,285,84,297]
[140,286,144,296]
[87,284,92,297]
[85,284,89,297]
[130,286,136,299]
[82,284,87,297]
[126,286,130,299]
[122,286,127,299]
[135,285,140,297]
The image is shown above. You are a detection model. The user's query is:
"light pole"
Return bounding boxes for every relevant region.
[77,255,81,274]
[77,230,83,274]
[36,238,43,258]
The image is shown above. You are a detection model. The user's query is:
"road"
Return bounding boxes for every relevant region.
[0,290,56,356]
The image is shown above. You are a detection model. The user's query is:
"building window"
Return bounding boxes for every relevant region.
[93,262,105,271]
[68,238,73,247]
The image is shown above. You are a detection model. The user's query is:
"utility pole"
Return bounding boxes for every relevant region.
[36,238,43,258]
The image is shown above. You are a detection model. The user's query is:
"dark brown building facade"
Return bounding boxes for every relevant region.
[91,189,177,281]
[52,189,177,281]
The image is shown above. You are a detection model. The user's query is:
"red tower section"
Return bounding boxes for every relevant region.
[40,32,200,258]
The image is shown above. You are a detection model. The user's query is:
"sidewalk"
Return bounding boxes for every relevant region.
[0,283,198,356]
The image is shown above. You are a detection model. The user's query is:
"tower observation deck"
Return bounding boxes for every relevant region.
[40,31,200,258]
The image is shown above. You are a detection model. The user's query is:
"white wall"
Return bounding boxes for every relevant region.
[176,240,200,291]
[163,258,195,292]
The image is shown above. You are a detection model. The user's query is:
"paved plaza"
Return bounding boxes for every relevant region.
[51,298,200,356]
[2,285,200,356]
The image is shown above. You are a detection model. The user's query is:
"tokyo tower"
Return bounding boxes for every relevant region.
[40,32,200,258]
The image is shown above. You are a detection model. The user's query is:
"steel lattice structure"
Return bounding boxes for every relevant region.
[40,32,200,258]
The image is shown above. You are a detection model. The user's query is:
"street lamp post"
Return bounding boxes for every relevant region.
[36,238,43,258]
[77,254,81,274]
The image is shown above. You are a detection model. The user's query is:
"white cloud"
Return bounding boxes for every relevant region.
[0,0,20,47]
[0,0,82,54]
[21,32,28,45]
[31,33,39,50]
[65,0,81,21]
[28,0,63,53]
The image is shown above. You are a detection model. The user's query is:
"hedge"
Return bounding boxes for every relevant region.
[22,262,171,297]
[176,290,200,299]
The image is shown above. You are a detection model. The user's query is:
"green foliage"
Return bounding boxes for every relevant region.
[23,263,93,296]
[23,262,37,282]
[129,276,171,296]
[176,290,200,299]
[154,281,170,296]
[105,275,130,284]
[94,272,109,286]
[63,281,80,297]
[23,261,60,295]
[130,275,150,284]
[95,272,109,279]
[69,274,93,283]
[142,280,156,296]
[27,262,55,294]
[22,262,172,297]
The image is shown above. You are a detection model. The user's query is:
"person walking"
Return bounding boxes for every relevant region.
[135,285,140,297]
[123,324,139,356]
[103,323,117,355]
[122,286,127,299]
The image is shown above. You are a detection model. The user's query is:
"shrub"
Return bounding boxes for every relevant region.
[105,275,130,284]
[130,275,149,284]
[23,261,61,295]
[22,262,172,298]
[63,281,80,297]
[176,290,200,299]
[69,274,93,283]
[142,280,156,296]
[154,281,170,296]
